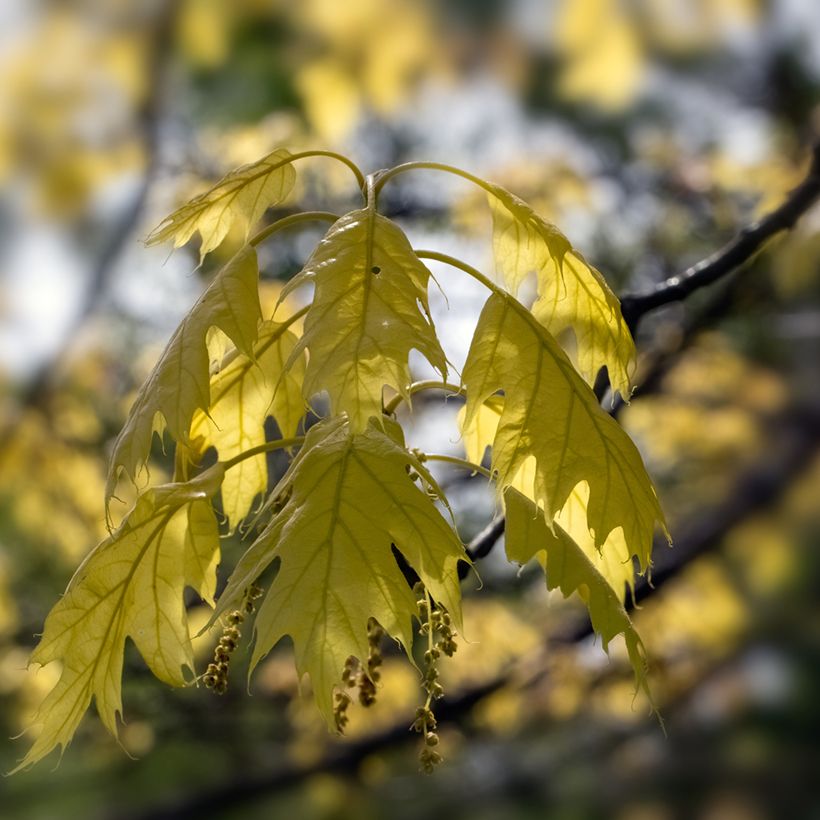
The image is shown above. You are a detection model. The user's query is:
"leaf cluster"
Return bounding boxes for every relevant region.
[16,148,668,771]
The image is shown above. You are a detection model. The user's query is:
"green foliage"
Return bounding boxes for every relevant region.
[105,245,262,510]
[487,185,635,397]
[17,148,669,771]
[280,208,447,430]
[504,487,653,707]
[146,148,297,260]
[14,466,224,772]
[211,416,465,725]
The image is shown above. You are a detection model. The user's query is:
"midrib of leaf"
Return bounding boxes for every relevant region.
[303,439,352,657]
[46,508,176,732]
[91,510,176,689]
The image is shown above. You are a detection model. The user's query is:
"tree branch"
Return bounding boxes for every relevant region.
[620,141,820,330]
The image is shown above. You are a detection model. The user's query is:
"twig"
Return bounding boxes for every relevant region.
[619,142,820,330]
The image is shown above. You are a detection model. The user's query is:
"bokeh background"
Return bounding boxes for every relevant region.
[2,1,820,818]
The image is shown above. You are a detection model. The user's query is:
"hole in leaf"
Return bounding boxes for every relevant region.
[371,266,381,275]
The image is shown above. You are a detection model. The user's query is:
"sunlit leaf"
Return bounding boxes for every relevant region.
[462,293,667,571]
[213,415,467,724]
[487,186,635,397]
[281,209,447,430]
[460,396,635,601]
[504,487,653,706]
[106,246,261,509]
[15,466,224,772]
[147,148,296,260]
[189,319,306,529]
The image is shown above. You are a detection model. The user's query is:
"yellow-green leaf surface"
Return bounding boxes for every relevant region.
[462,293,667,571]
[460,396,634,601]
[488,185,635,397]
[16,466,224,772]
[189,320,306,529]
[281,209,447,430]
[214,415,467,724]
[106,245,261,507]
[147,148,297,261]
[504,487,653,706]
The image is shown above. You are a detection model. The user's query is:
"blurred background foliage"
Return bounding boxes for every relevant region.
[1,0,820,818]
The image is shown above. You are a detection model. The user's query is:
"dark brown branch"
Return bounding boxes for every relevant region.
[620,141,820,330]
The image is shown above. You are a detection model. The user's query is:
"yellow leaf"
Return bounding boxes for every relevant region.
[15,466,224,772]
[487,186,636,397]
[460,397,634,601]
[189,319,306,529]
[147,148,297,260]
[213,415,467,725]
[462,293,667,571]
[106,246,261,508]
[282,210,447,430]
[504,487,654,708]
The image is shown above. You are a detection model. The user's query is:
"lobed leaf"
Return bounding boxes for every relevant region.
[504,487,654,708]
[281,209,447,430]
[487,185,635,397]
[212,415,468,725]
[15,466,224,772]
[460,396,635,601]
[189,319,306,530]
[462,293,668,572]
[147,148,297,261]
[106,245,262,510]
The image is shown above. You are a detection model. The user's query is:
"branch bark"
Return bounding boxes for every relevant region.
[619,141,820,330]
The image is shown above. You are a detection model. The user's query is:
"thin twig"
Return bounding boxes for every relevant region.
[619,142,820,329]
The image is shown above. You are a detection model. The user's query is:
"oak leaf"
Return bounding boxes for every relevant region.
[16,466,224,771]
[106,246,261,509]
[281,210,447,430]
[488,186,635,397]
[460,395,635,601]
[212,415,467,724]
[504,487,653,706]
[147,148,297,261]
[189,319,306,529]
[462,293,667,572]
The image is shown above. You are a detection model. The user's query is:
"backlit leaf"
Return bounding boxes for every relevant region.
[106,245,261,509]
[15,466,224,772]
[462,293,667,571]
[189,319,306,529]
[488,186,635,397]
[281,209,447,430]
[213,415,467,724]
[147,148,297,261]
[504,487,653,706]
[460,396,635,601]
